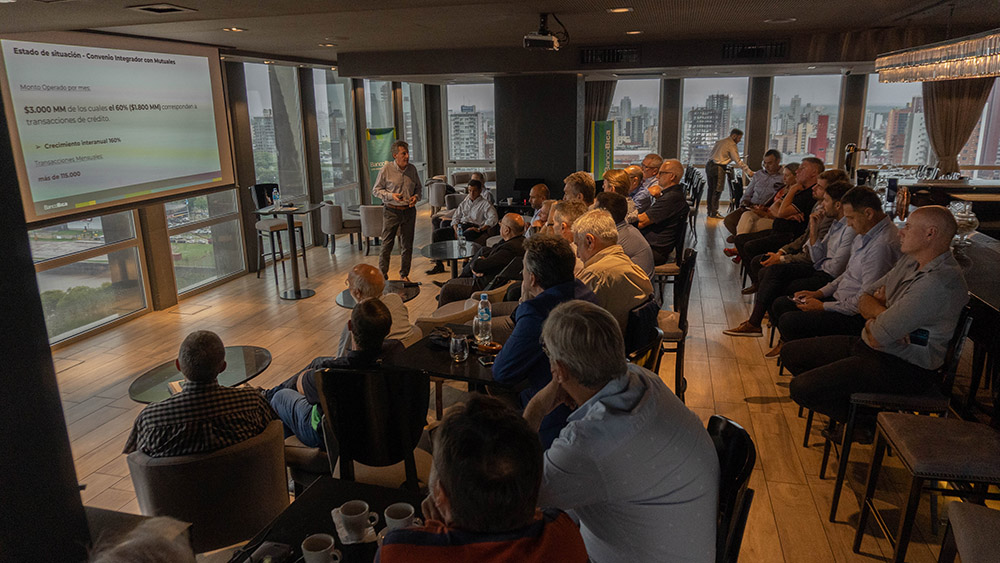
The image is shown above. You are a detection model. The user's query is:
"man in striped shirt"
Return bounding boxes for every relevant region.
[123,331,275,458]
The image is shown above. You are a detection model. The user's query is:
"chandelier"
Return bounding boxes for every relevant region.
[876,28,1000,83]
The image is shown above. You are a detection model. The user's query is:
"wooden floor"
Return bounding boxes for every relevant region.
[59,204,957,562]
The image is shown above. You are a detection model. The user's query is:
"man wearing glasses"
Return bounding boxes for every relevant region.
[632,153,662,214]
[637,159,689,266]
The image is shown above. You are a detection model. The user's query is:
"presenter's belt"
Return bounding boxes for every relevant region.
[385,203,411,211]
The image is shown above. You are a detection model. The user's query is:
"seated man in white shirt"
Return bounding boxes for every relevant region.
[525,300,719,563]
[337,264,421,355]
[427,180,498,274]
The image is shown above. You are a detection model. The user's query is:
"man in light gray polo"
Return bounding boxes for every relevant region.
[525,300,719,563]
[373,140,421,281]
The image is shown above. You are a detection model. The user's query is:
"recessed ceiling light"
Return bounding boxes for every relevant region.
[625,30,643,35]
[807,65,817,69]
[263,60,274,64]
[607,7,633,13]
[223,27,246,32]
[0,0,18,4]
[319,43,337,48]
[763,17,797,24]
[331,66,337,71]
[219,56,226,60]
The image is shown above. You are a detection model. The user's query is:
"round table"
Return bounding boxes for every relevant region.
[336,281,421,309]
[420,240,482,278]
[128,345,272,403]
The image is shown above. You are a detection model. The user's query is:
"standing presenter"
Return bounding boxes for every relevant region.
[373,140,421,281]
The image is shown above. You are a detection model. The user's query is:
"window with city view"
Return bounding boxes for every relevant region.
[446,83,495,163]
[365,79,394,130]
[402,82,428,187]
[769,75,843,165]
[862,76,1000,178]
[31,211,147,343]
[244,63,309,202]
[609,79,659,168]
[313,69,359,207]
[681,77,748,167]
[164,190,245,294]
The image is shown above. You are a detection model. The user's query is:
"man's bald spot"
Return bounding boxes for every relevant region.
[912,205,959,242]
[530,184,549,198]
[502,213,526,235]
[350,263,385,299]
[660,159,684,179]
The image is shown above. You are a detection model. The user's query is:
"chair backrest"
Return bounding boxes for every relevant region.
[126,420,288,553]
[674,248,698,331]
[483,257,523,291]
[445,193,464,210]
[428,183,448,207]
[249,183,279,209]
[672,211,689,265]
[625,294,661,354]
[628,326,663,371]
[708,415,757,563]
[315,366,430,489]
[939,304,973,394]
[451,171,473,186]
[359,205,384,237]
[320,202,344,235]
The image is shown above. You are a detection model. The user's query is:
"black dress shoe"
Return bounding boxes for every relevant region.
[741,284,758,295]
[425,263,446,275]
[432,280,446,288]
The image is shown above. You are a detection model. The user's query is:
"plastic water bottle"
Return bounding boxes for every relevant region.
[456,224,467,252]
[271,187,281,209]
[474,293,492,344]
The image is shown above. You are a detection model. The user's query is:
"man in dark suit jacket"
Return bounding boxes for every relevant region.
[492,235,598,448]
[638,159,690,265]
[436,213,526,305]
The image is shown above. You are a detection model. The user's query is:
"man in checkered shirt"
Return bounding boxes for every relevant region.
[123,330,276,458]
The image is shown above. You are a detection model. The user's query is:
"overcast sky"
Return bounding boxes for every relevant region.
[447,84,494,112]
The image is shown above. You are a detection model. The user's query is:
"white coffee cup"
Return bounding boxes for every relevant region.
[332,500,379,540]
[301,533,342,563]
[384,502,423,531]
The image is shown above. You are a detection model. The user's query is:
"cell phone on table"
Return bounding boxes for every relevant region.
[793,296,807,304]
[478,355,496,367]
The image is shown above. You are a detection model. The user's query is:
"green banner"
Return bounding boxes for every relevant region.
[367,127,396,204]
[590,120,615,179]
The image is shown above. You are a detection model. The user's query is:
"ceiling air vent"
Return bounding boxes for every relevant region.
[580,46,641,66]
[128,3,197,15]
[721,40,790,61]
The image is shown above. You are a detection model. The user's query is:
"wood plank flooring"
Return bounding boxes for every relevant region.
[56,204,959,561]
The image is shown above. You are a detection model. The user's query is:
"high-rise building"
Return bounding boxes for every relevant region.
[620,96,632,119]
[706,93,732,137]
[251,108,276,154]
[808,114,830,162]
[449,106,485,159]
[886,105,912,164]
[790,95,802,123]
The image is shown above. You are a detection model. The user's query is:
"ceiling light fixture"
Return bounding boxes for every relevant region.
[763,17,797,24]
[319,43,337,47]
[807,65,817,69]
[223,27,246,32]
[331,66,337,71]
[607,7,633,13]
[876,27,1000,83]
[263,60,274,64]
[625,30,642,35]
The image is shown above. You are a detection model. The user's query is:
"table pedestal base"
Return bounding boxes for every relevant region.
[280,288,316,300]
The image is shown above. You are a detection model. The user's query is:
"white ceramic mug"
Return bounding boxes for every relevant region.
[332,500,379,540]
[301,533,342,563]
[384,502,423,531]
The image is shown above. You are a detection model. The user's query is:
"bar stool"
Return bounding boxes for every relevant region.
[248,184,309,286]
[852,412,1000,563]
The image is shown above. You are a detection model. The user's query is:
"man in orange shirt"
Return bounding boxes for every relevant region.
[376,395,587,562]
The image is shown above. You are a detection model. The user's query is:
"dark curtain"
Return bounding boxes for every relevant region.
[584,81,618,157]
[923,77,995,174]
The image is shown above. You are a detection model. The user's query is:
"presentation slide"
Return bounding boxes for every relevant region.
[0,36,231,221]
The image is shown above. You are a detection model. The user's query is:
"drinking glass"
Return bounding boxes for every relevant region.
[449,336,468,362]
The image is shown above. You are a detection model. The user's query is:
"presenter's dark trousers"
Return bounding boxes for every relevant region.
[379,206,415,278]
[705,160,727,216]
[783,336,936,423]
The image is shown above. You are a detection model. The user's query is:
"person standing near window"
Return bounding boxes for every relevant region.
[373,140,421,281]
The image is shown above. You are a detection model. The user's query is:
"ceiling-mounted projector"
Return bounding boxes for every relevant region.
[524,13,565,51]
[524,32,560,50]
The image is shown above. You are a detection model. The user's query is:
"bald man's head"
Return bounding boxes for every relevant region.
[528,184,549,210]
[901,205,958,257]
[657,159,684,189]
[348,263,385,300]
[500,213,526,240]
